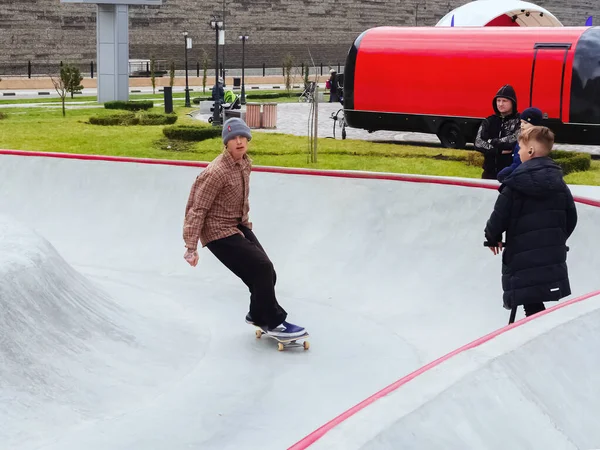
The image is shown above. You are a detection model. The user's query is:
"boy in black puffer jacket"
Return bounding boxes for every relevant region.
[484,126,578,322]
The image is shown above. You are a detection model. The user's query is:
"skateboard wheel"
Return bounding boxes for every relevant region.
[278,343,284,351]
[303,341,310,350]
[255,329,262,339]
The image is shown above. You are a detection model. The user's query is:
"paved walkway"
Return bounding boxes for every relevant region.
[192,102,600,156]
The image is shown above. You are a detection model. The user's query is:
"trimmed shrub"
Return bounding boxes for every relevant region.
[89,113,138,126]
[465,151,484,167]
[163,125,222,141]
[247,92,301,100]
[104,100,154,111]
[192,96,213,105]
[191,92,302,104]
[137,113,178,125]
[551,150,591,175]
[89,112,177,126]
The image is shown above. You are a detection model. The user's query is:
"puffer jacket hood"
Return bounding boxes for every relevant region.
[503,156,566,198]
[493,84,518,117]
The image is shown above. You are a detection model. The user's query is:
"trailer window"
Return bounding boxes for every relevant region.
[571,28,600,124]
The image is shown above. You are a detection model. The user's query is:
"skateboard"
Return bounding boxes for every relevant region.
[254,327,310,351]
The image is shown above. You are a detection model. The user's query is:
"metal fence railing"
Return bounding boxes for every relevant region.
[0,60,344,79]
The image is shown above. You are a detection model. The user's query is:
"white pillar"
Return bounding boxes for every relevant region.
[97,4,129,102]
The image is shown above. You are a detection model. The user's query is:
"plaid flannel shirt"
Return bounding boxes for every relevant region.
[183,150,252,250]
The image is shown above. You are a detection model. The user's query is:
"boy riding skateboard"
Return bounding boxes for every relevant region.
[182,118,306,338]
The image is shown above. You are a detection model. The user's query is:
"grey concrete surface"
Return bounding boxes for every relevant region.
[312,296,600,450]
[0,154,598,450]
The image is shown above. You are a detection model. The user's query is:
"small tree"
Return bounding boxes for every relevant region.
[303,63,309,88]
[150,55,156,94]
[201,49,209,93]
[50,67,68,117]
[283,53,294,96]
[169,61,175,87]
[61,64,84,99]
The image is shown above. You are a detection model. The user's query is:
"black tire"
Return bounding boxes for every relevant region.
[437,122,466,149]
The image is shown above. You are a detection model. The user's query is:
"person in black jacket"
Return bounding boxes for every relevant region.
[484,126,578,321]
[475,85,521,179]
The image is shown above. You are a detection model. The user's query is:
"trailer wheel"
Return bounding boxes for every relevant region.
[437,122,466,149]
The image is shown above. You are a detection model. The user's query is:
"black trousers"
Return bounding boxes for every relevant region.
[509,302,546,324]
[524,302,546,317]
[206,225,287,329]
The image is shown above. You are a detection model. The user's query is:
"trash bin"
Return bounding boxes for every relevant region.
[246,103,261,128]
[163,86,173,114]
[262,103,277,128]
[233,77,241,88]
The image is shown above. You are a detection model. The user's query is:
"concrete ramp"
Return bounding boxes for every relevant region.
[306,294,600,450]
[0,151,598,450]
[0,214,202,450]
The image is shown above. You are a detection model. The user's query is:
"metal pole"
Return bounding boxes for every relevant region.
[313,84,318,163]
[240,35,247,105]
[222,0,226,83]
[184,32,191,108]
[212,20,222,126]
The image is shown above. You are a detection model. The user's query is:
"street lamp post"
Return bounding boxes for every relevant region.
[222,0,226,84]
[210,17,223,126]
[183,31,191,108]
[239,34,248,105]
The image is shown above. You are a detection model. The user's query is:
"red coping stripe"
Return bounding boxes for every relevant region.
[0,149,599,207]
[1,149,599,448]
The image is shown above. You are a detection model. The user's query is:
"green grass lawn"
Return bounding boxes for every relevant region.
[0,105,598,185]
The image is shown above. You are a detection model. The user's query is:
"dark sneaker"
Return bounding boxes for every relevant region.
[266,321,306,338]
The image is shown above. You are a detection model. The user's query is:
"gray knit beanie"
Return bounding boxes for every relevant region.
[222,117,252,145]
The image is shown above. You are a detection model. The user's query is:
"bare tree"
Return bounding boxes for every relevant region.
[201,49,209,93]
[169,61,175,88]
[283,53,294,96]
[49,64,74,117]
[150,55,156,94]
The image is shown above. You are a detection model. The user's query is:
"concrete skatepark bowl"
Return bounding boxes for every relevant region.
[0,150,599,450]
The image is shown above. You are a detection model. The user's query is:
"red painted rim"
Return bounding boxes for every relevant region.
[0,149,599,207]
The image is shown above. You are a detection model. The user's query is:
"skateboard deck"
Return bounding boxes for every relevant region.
[254,327,310,351]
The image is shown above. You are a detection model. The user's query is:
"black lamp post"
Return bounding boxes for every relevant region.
[239,34,248,105]
[222,0,226,84]
[210,17,223,126]
[183,31,191,108]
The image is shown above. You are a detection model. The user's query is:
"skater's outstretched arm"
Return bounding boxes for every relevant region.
[183,169,224,253]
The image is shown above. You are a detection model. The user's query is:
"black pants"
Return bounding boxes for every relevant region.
[509,302,546,324]
[524,302,546,317]
[207,225,287,329]
[481,170,497,180]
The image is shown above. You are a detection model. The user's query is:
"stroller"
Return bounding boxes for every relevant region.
[208,89,241,123]
[330,74,347,139]
[298,81,316,102]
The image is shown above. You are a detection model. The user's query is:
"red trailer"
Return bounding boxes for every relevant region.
[343,26,600,147]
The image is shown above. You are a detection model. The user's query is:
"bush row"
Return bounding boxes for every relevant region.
[89,112,178,126]
[191,91,302,104]
[104,100,154,111]
[551,150,592,174]
[162,125,222,141]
